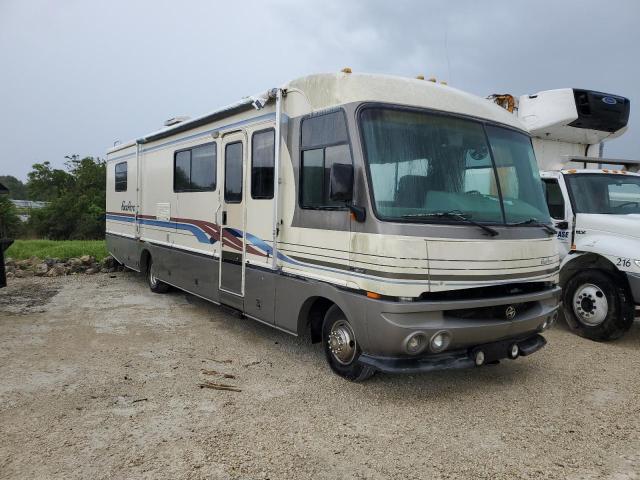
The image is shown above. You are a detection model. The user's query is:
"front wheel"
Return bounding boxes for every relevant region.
[563,270,634,341]
[322,305,375,382]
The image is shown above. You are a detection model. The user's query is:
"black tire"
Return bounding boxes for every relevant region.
[322,305,375,382]
[563,269,634,341]
[147,258,170,294]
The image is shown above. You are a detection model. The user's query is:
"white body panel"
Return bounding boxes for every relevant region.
[106,73,559,299]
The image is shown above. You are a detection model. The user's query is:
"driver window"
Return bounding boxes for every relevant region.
[543,179,565,219]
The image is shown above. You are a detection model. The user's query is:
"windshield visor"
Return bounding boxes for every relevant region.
[565,174,640,214]
[359,107,550,224]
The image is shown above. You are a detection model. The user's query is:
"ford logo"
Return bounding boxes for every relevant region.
[602,96,617,105]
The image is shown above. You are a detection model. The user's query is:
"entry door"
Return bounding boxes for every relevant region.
[219,133,246,303]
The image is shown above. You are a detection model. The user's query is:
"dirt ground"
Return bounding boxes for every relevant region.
[1,273,639,480]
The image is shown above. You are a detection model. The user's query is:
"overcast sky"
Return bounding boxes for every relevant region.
[1,0,638,180]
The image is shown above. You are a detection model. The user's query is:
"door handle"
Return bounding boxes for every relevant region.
[555,221,568,230]
[222,211,227,225]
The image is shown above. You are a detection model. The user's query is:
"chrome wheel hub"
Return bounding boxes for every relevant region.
[149,269,158,287]
[573,283,608,326]
[328,320,357,365]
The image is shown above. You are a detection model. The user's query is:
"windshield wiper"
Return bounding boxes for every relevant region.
[511,218,556,235]
[402,211,499,237]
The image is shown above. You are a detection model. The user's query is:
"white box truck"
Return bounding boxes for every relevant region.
[492,89,639,340]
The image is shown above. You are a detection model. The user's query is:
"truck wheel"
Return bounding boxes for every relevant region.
[563,270,634,341]
[147,258,170,294]
[322,305,375,382]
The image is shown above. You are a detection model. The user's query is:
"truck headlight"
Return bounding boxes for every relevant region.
[635,260,640,268]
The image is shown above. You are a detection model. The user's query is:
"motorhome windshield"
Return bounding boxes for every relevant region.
[565,174,640,215]
[359,107,551,225]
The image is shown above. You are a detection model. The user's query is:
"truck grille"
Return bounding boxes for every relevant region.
[445,301,537,321]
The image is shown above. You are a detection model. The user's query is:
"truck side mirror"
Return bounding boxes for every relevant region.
[329,163,353,202]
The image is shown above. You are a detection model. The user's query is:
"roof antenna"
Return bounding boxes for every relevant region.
[444,26,452,85]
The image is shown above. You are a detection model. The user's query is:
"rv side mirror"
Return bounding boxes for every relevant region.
[329,163,354,202]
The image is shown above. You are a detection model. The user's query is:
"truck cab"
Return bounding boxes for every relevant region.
[542,168,640,339]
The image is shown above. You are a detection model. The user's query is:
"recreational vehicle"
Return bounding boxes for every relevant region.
[492,88,640,340]
[106,72,560,381]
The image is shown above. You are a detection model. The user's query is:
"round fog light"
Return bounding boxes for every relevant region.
[474,350,485,366]
[429,331,451,353]
[405,333,427,355]
[509,344,519,359]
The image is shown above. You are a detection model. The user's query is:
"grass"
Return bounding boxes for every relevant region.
[5,240,108,261]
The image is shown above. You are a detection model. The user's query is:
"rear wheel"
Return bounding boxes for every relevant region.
[147,258,170,294]
[563,270,634,341]
[322,305,375,382]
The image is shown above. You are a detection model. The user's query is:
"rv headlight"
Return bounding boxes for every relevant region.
[404,332,427,355]
[429,331,451,353]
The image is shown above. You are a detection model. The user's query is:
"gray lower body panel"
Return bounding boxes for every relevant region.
[107,233,560,369]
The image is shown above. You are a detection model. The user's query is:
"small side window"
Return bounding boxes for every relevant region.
[543,179,565,219]
[300,110,352,208]
[251,129,275,199]
[115,162,127,192]
[225,142,243,203]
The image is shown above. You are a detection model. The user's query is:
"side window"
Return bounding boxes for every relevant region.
[115,162,127,192]
[251,129,275,199]
[173,143,216,192]
[300,110,352,208]
[225,142,243,203]
[543,179,565,219]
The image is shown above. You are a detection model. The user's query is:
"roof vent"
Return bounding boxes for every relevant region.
[164,116,190,127]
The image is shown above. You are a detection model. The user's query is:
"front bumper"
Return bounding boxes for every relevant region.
[361,286,561,357]
[359,333,546,373]
[626,273,640,304]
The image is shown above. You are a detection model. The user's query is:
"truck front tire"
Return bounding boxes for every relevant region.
[563,270,634,341]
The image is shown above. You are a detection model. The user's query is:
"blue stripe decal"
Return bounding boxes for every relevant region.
[106,214,214,244]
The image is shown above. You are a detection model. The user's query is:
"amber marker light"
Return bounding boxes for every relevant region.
[366,291,382,299]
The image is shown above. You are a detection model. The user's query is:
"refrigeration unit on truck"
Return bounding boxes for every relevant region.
[492,88,639,340]
[106,71,560,381]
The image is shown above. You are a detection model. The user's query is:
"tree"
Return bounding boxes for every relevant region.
[0,176,29,200]
[27,161,73,202]
[27,156,106,240]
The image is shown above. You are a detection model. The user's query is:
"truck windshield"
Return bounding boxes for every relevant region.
[564,174,640,215]
[359,107,550,225]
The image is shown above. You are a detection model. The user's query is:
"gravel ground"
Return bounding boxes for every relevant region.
[1,273,639,480]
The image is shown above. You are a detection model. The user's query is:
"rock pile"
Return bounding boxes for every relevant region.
[4,255,124,279]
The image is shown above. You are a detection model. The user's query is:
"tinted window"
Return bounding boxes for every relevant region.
[300,110,352,208]
[225,142,243,203]
[251,129,275,199]
[174,151,191,191]
[302,111,349,148]
[543,179,565,219]
[115,162,127,192]
[174,143,216,192]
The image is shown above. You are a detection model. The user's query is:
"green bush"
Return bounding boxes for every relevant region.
[0,196,23,239]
